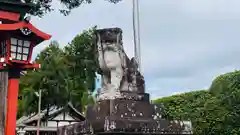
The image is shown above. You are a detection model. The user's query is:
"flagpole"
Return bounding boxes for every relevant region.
[132,0,142,74]
[132,0,138,63]
[136,0,142,74]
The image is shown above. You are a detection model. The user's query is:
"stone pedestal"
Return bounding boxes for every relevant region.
[57,92,192,135]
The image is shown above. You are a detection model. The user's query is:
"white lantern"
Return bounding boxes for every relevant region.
[10,38,31,61]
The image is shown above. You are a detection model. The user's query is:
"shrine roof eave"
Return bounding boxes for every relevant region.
[0,10,20,21]
[0,21,51,40]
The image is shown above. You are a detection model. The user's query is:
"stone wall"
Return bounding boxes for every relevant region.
[0,72,8,135]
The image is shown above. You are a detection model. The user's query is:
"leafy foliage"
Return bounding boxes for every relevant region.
[18,27,97,117]
[209,70,240,96]
[10,0,122,17]
[153,70,240,135]
[64,26,98,93]
[153,90,212,134]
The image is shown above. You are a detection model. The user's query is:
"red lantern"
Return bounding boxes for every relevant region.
[0,1,51,135]
[0,19,51,69]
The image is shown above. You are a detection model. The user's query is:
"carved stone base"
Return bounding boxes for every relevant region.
[119,91,150,102]
[98,91,150,102]
[57,96,192,135]
[98,92,122,100]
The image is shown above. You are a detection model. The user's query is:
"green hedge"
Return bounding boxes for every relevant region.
[209,70,240,96]
[153,70,240,135]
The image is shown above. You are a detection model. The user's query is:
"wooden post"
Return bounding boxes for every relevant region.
[5,69,21,135]
[0,72,8,135]
[36,89,42,135]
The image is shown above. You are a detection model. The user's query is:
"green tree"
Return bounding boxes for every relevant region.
[58,26,98,112]
[9,0,122,17]
[209,70,240,134]
[18,41,66,115]
[153,70,240,135]
[64,26,98,92]
[153,90,212,135]
[18,27,98,117]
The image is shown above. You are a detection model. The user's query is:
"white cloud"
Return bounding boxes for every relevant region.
[30,0,240,98]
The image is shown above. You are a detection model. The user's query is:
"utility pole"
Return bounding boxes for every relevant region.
[36,89,42,135]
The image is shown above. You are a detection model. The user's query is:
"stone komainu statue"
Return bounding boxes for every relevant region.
[57,28,193,135]
[95,28,145,100]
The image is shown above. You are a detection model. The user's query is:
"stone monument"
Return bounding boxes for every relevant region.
[57,28,193,135]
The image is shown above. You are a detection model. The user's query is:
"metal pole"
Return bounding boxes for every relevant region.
[136,0,142,74]
[132,0,138,63]
[132,0,142,74]
[36,89,41,135]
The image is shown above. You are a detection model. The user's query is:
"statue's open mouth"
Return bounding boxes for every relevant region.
[96,28,121,44]
[101,33,117,43]
[102,39,115,44]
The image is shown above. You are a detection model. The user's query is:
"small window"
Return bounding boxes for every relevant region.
[18,40,23,46]
[0,40,7,57]
[11,53,16,59]
[22,54,28,61]
[10,38,31,61]
[23,47,29,54]
[10,38,17,45]
[17,47,22,53]
[23,41,30,47]
[11,45,17,52]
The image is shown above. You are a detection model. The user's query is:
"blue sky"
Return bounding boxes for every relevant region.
[31,0,240,99]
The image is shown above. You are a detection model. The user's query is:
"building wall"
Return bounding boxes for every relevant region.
[44,113,77,127]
